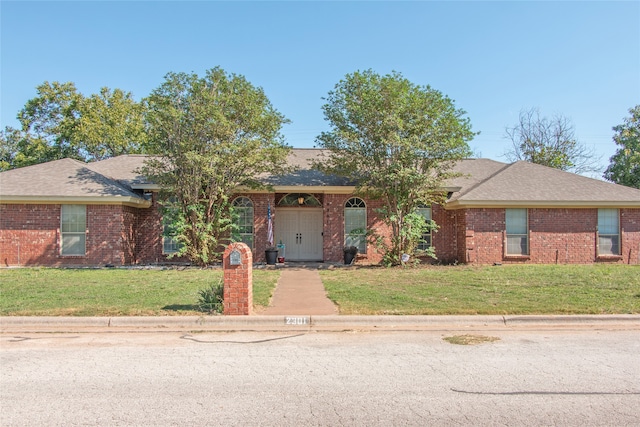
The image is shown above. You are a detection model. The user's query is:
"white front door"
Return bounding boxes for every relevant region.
[275,208,323,261]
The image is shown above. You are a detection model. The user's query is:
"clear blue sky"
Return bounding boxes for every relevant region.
[2,1,639,174]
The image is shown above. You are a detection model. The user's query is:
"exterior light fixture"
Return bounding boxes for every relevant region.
[298,196,305,205]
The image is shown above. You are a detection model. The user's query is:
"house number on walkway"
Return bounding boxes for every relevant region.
[285,316,309,325]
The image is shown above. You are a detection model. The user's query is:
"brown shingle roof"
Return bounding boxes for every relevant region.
[261,149,355,187]
[447,160,640,208]
[0,158,150,207]
[3,150,639,208]
[85,154,156,188]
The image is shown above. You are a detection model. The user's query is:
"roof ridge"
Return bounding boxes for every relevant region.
[454,161,514,198]
[0,157,85,175]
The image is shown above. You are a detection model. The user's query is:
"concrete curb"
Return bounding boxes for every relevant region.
[1,314,639,333]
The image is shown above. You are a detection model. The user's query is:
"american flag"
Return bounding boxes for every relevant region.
[267,203,274,246]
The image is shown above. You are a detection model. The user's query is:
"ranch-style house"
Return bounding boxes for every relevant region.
[1,149,639,267]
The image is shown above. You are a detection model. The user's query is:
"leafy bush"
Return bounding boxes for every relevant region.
[198,281,224,314]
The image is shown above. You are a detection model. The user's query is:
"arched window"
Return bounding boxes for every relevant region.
[232,197,254,248]
[277,193,321,207]
[345,197,366,253]
[416,205,432,251]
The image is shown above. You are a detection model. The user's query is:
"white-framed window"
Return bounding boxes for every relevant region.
[345,197,366,254]
[163,224,181,254]
[162,198,181,254]
[598,208,620,256]
[232,197,254,249]
[416,206,432,251]
[506,208,528,256]
[61,205,86,256]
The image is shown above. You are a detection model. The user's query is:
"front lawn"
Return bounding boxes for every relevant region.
[0,268,279,316]
[321,264,640,315]
[1,264,638,316]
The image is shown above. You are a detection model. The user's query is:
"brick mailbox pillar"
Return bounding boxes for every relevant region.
[223,242,253,315]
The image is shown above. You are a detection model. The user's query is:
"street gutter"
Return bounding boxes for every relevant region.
[1,314,639,333]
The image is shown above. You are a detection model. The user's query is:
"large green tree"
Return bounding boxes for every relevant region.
[315,70,475,265]
[0,126,53,171]
[504,107,600,174]
[75,87,148,161]
[1,81,83,169]
[0,81,147,170]
[143,67,290,265]
[603,106,640,189]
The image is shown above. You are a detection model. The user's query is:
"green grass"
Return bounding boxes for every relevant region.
[1,265,638,316]
[0,268,279,316]
[320,264,640,315]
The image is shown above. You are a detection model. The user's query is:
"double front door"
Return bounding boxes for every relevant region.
[275,208,323,261]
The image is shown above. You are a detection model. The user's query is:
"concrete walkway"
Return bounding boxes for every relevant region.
[259,268,338,315]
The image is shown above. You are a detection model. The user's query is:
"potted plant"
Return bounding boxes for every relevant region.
[265,246,278,265]
[343,246,358,265]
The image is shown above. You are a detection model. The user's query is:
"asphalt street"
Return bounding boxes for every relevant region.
[1,328,639,426]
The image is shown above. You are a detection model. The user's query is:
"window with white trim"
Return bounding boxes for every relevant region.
[162,198,182,254]
[505,208,528,256]
[232,197,254,249]
[61,205,86,256]
[416,206,432,251]
[345,197,366,253]
[163,224,181,254]
[598,208,620,256]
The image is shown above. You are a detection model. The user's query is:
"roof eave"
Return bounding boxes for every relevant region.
[130,183,161,191]
[237,185,462,195]
[0,196,152,208]
[445,200,640,209]
[237,185,358,194]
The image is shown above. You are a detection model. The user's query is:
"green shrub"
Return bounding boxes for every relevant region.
[198,281,224,314]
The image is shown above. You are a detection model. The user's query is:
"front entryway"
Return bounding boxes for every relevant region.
[275,208,323,261]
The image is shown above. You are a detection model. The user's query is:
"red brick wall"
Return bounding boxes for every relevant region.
[0,204,131,267]
[0,200,180,267]
[321,194,389,263]
[457,208,505,264]
[1,204,59,266]
[455,210,469,263]
[456,207,640,265]
[620,208,640,265]
[431,205,458,264]
[322,194,347,262]
[133,194,163,264]
[364,199,391,264]
[3,199,638,267]
[528,208,597,264]
[122,206,138,264]
[85,205,126,266]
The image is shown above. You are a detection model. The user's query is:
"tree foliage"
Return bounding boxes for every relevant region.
[75,87,147,161]
[504,108,600,174]
[603,105,640,189]
[0,81,147,170]
[0,126,53,171]
[143,67,290,265]
[1,81,82,170]
[315,70,475,266]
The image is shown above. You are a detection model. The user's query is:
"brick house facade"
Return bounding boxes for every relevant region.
[2,150,640,266]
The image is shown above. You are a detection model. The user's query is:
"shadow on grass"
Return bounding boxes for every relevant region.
[162,304,201,312]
